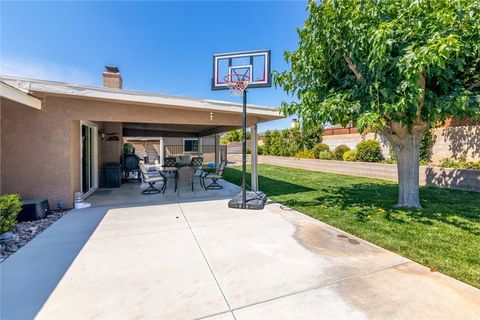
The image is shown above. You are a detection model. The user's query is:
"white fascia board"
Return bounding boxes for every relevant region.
[0,82,42,109]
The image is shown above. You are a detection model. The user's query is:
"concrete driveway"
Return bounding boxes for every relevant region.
[2,185,479,319]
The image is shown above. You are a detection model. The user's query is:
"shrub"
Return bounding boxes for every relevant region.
[257,145,264,155]
[333,145,350,160]
[246,147,251,154]
[123,143,134,154]
[0,194,22,234]
[262,126,324,157]
[439,158,480,169]
[294,150,315,159]
[356,140,383,162]
[318,151,333,160]
[312,143,330,158]
[343,150,357,161]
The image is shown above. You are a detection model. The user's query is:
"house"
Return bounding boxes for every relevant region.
[0,67,281,207]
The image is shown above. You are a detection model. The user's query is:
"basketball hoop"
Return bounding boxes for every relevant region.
[224,74,250,96]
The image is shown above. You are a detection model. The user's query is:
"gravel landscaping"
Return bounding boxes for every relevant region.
[0,210,70,262]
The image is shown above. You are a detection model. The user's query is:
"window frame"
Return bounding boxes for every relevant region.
[183,138,199,153]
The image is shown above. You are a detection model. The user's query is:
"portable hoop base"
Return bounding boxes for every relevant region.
[228,191,267,210]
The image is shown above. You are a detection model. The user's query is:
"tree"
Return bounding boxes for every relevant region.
[275,0,480,208]
[221,129,251,144]
[301,124,324,150]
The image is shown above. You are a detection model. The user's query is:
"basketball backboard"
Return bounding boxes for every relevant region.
[212,50,271,90]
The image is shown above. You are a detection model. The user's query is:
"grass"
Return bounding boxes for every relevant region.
[223,164,480,288]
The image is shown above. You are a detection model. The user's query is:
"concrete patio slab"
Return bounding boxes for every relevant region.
[36,226,230,320]
[182,201,409,309]
[89,203,186,239]
[202,312,236,320]
[2,180,479,320]
[233,261,480,320]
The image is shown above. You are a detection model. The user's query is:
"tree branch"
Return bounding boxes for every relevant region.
[343,54,362,81]
[468,82,480,90]
[415,68,426,123]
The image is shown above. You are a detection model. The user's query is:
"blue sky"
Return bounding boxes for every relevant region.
[1,1,308,132]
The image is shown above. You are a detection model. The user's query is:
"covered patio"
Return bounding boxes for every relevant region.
[86,174,237,207]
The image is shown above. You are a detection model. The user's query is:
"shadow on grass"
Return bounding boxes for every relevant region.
[223,167,315,196]
[224,166,480,235]
[290,181,480,235]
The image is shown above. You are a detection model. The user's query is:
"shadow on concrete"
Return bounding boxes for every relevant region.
[280,182,480,236]
[0,207,108,320]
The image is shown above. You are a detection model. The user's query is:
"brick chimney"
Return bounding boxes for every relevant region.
[102,65,123,89]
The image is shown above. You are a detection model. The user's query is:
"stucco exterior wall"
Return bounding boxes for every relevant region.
[100,122,123,164]
[1,98,74,207]
[1,95,259,207]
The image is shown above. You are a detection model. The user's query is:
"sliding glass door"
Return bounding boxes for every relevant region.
[81,122,98,195]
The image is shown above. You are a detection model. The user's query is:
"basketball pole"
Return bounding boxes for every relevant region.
[242,89,247,209]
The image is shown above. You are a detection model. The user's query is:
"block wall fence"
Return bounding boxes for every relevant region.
[228,154,480,193]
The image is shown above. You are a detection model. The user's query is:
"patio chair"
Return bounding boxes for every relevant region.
[175,166,195,194]
[164,157,177,168]
[123,153,141,182]
[139,163,166,194]
[203,161,226,190]
[189,156,204,186]
[189,156,203,167]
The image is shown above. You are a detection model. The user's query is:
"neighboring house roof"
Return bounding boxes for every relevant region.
[0,75,282,119]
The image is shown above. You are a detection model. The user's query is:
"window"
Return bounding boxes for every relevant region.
[183,139,199,153]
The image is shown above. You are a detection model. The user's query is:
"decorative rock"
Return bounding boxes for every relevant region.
[0,232,14,241]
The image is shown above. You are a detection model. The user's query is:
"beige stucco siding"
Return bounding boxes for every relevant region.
[44,95,258,127]
[1,98,74,206]
[100,122,123,164]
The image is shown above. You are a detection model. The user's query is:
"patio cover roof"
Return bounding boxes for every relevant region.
[0,76,282,121]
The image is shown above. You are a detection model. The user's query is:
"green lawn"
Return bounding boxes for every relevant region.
[223,164,480,288]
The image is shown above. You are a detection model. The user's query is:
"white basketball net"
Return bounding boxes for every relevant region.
[224,74,250,96]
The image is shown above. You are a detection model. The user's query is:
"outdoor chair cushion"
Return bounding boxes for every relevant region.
[144,176,164,183]
[206,174,222,179]
[139,164,163,181]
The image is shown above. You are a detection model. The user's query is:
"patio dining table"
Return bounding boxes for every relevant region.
[145,163,214,191]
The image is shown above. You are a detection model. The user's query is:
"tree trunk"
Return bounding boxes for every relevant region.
[383,123,426,208]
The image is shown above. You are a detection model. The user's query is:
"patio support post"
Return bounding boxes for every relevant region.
[215,134,220,165]
[159,137,164,165]
[250,123,258,191]
[241,90,247,208]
